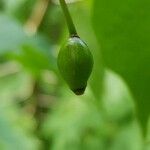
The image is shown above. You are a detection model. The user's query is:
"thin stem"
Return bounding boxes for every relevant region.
[59,0,78,36]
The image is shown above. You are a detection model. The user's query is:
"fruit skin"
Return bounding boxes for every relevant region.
[57,36,93,95]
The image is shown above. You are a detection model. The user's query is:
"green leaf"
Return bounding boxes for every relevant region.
[102,70,135,124]
[0,15,28,54]
[11,45,55,75]
[92,0,150,135]
[0,15,56,74]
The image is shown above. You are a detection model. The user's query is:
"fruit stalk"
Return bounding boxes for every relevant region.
[59,0,77,36]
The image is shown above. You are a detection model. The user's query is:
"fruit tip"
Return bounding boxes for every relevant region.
[72,87,86,95]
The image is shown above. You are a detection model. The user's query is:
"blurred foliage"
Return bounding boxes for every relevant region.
[92,0,150,135]
[0,0,149,150]
[42,70,142,150]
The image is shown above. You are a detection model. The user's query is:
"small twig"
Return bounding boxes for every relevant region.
[32,80,50,149]
[24,0,50,35]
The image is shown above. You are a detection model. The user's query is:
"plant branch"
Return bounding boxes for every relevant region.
[24,0,50,35]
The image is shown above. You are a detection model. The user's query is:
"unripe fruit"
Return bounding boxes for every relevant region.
[57,36,93,95]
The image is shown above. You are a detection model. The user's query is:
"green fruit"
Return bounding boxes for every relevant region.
[57,36,93,95]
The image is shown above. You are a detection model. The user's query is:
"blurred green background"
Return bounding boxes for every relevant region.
[0,0,150,149]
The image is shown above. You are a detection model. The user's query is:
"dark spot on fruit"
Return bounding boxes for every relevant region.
[72,87,86,95]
